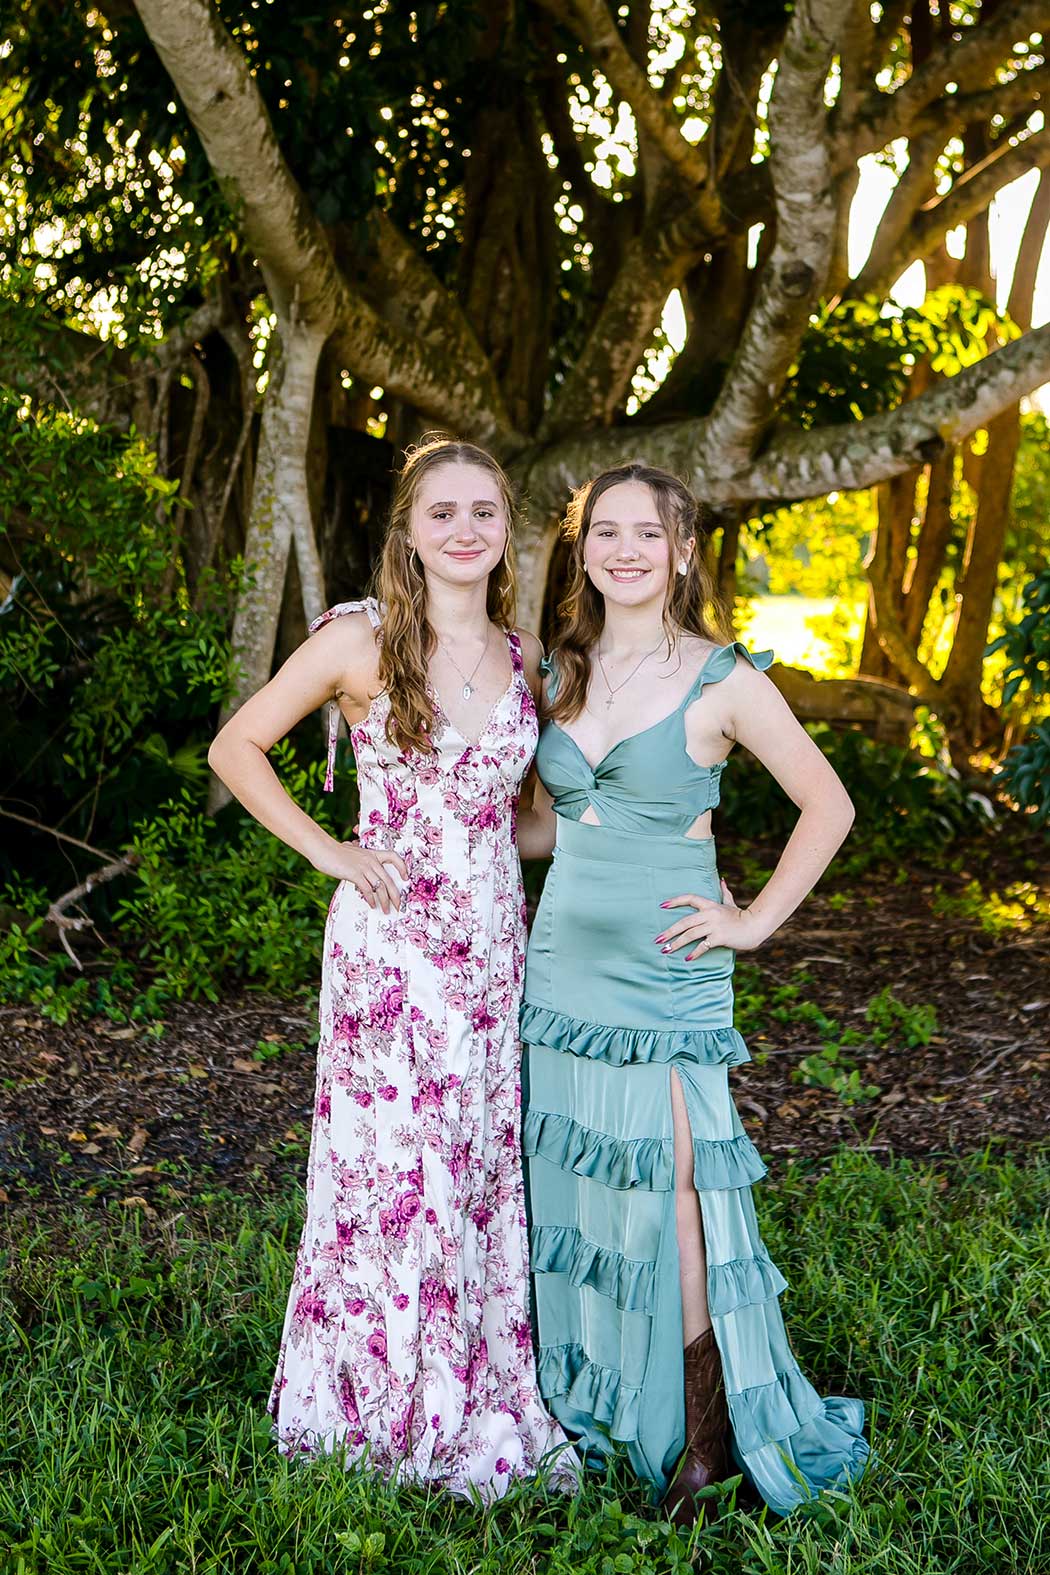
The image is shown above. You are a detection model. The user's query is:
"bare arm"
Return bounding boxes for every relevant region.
[514,626,558,861]
[208,614,408,911]
[660,661,854,957]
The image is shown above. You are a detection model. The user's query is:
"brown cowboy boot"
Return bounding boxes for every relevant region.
[662,1326,731,1528]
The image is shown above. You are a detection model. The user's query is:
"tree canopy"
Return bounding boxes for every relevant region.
[2,0,1048,735]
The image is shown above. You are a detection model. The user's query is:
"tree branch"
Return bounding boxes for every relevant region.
[847,130,944,299]
[701,0,840,473]
[853,126,1050,300]
[0,295,226,430]
[745,321,1050,498]
[534,0,714,205]
[864,495,941,698]
[131,0,515,447]
[848,0,1047,164]
[538,208,707,438]
[524,321,1050,509]
[910,58,1050,143]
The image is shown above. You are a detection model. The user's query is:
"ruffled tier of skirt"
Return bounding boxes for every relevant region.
[521,1009,869,1512]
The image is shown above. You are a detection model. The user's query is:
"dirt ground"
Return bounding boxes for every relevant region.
[1,826,1047,1219]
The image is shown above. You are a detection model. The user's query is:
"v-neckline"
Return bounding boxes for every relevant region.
[552,641,727,774]
[429,629,517,750]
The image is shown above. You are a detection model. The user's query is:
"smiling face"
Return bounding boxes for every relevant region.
[409,460,509,589]
[582,479,691,608]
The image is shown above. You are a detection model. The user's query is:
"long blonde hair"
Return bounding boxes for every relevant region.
[375,434,519,753]
[549,461,728,724]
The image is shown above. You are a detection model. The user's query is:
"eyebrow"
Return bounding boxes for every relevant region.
[427,499,500,509]
[591,517,665,528]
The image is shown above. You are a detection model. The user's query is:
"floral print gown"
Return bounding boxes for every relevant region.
[268,600,577,1498]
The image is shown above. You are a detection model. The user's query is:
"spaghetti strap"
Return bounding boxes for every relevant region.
[308,598,383,792]
[507,628,525,675]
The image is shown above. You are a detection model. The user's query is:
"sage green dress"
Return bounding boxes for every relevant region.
[521,642,869,1514]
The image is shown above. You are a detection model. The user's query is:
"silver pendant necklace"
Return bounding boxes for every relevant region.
[596,639,664,709]
[439,625,491,700]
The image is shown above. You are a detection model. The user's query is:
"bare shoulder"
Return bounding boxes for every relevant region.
[301,608,381,707]
[308,607,381,658]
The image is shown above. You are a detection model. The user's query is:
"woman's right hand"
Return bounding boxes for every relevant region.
[311,838,409,913]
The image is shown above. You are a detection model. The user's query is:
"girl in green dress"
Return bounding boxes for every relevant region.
[517,462,868,1523]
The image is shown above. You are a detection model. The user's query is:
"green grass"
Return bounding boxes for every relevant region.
[3,1147,1048,1574]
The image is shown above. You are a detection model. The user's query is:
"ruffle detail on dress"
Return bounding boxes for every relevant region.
[707,1247,789,1317]
[520,1003,751,1068]
[692,1133,768,1192]
[530,1224,655,1313]
[691,641,774,697]
[538,1342,640,1441]
[523,1109,673,1192]
[731,1392,870,1515]
[726,1363,825,1455]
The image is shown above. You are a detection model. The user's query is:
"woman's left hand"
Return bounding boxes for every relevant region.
[655,879,767,960]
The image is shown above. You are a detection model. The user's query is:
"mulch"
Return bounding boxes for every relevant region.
[1,827,1047,1222]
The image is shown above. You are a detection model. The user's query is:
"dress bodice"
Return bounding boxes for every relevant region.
[535,641,773,837]
[309,599,539,853]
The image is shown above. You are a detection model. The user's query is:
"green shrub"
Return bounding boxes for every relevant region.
[988,566,1050,824]
[720,722,998,862]
[0,744,352,1020]
[0,388,233,884]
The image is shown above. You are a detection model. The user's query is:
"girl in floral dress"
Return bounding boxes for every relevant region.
[208,437,576,1498]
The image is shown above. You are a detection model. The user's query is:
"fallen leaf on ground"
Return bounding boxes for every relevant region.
[36,1051,63,1065]
[92,1122,122,1138]
[232,1058,259,1073]
[67,1130,88,1142]
[121,1195,156,1215]
[0,1187,10,1203]
[187,1064,209,1079]
[106,1027,137,1040]
[81,1142,102,1155]
[775,1102,801,1120]
[128,1126,149,1156]
[879,1089,907,1107]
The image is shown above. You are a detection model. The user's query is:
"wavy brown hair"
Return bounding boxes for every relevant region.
[549,461,729,724]
[374,434,519,753]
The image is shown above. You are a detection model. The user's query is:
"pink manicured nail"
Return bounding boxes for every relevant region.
[660,901,671,908]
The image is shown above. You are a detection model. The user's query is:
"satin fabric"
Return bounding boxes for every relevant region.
[522,644,869,1513]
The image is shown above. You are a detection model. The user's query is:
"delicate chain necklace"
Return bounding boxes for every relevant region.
[438,625,491,700]
[595,639,665,709]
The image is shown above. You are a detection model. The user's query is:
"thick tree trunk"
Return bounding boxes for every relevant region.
[902,445,955,649]
[938,404,1021,742]
[515,510,560,637]
[860,470,916,682]
[208,324,327,808]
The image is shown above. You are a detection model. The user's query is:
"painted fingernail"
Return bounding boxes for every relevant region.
[661,944,673,953]
[660,901,671,908]
[654,934,665,942]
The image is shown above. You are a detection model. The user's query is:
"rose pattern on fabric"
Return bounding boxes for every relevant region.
[268,604,578,1499]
